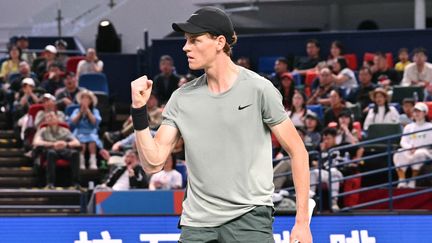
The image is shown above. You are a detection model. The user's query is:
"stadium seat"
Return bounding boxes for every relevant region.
[366,123,402,144]
[94,92,113,127]
[65,104,80,130]
[306,105,324,121]
[66,56,85,73]
[348,104,362,121]
[391,86,424,103]
[426,102,432,120]
[79,73,109,95]
[175,163,188,188]
[304,70,318,97]
[258,56,279,74]
[343,54,358,70]
[363,52,393,67]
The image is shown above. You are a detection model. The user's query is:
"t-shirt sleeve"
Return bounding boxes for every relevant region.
[161,90,180,129]
[261,81,288,126]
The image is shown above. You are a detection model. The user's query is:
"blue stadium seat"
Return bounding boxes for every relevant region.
[258,56,279,74]
[64,104,80,130]
[175,162,188,188]
[79,73,109,95]
[306,105,324,121]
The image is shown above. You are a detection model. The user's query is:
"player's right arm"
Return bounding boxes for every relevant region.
[131,75,180,174]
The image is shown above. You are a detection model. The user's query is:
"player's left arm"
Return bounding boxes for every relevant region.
[270,118,312,242]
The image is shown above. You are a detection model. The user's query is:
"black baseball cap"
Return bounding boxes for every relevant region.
[172,7,235,44]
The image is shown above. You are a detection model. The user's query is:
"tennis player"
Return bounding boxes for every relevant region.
[130,6,311,243]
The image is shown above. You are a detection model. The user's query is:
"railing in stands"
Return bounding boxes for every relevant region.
[273,127,432,213]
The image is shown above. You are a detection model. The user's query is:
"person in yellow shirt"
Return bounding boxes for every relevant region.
[394,48,411,72]
[0,45,22,83]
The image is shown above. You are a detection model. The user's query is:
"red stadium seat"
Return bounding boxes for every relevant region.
[344,54,358,70]
[426,102,432,120]
[304,70,318,97]
[363,52,393,67]
[66,56,85,73]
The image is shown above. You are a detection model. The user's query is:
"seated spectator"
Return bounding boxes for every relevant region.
[304,112,322,150]
[55,39,69,67]
[34,93,65,128]
[9,61,39,92]
[400,98,415,127]
[32,112,81,189]
[152,55,180,104]
[394,48,411,72]
[15,36,36,66]
[307,67,333,106]
[324,88,347,126]
[268,57,289,88]
[55,72,82,111]
[287,90,307,127]
[33,45,58,81]
[393,102,432,188]
[278,72,295,110]
[76,48,103,77]
[401,47,432,87]
[40,62,65,95]
[0,45,21,84]
[99,150,148,190]
[70,89,106,169]
[331,57,358,96]
[13,78,40,123]
[149,154,182,190]
[236,56,251,70]
[293,39,322,75]
[363,88,400,131]
[371,52,399,88]
[112,133,136,152]
[178,73,196,87]
[348,66,377,114]
[328,40,344,61]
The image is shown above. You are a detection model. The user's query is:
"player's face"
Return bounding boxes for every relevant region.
[183,33,218,70]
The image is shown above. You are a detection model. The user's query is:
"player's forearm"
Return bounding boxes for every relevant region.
[291,147,310,224]
[135,129,166,173]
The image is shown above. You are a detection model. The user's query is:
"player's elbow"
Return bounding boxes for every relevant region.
[141,162,163,174]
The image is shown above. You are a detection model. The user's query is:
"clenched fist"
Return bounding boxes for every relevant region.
[131,75,153,108]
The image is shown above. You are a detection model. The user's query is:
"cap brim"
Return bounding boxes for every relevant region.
[172,22,208,34]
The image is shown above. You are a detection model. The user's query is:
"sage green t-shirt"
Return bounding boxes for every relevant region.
[162,66,288,227]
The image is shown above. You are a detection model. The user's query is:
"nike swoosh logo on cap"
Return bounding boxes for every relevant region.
[191,13,198,17]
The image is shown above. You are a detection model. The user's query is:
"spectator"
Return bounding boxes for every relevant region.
[76,48,103,77]
[363,88,400,131]
[40,62,65,95]
[0,45,22,84]
[307,67,333,106]
[294,39,322,74]
[9,61,39,92]
[178,73,196,87]
[334,109,360,145]
[55,39,69,67]
[278,72,295,110]
[394,48,411,72]
[236,56,251,70]
[32,111,81,189]
[372,52,399,88]
[152,55,180,104]
[34,93,65,128]
[400,98,415,127]
[111,133,136,152]
[15,36,36,65]
[269,57,289,88]
[331,57,358,96]
[100,150,148,190]
[324,88,346,126]
[70,89,106,169]
[401,47,432,87]
[33,45,58,81]
[304,112,322,150]
[328,40,344,61]
[149,153,182,190]
[349,66,377,113]
[393,102,432,188]
[147,93,163,131]
[55,72,82,111]
[287,90,307,127]
[13,78,40,123]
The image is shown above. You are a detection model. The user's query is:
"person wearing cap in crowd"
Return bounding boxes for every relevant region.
[33,111,81,189]
[278,72,295,110]
[70,89,108,170]
[152,55,180,105]
[306,67,334,106]
[15,36,36,65]
[269,57,289,88]
[34,93,65,128]
[55,71,82,111]
[130,6,311,243]
[33,45,58,81]
[55,39,69,67]
[76,48,103,77]
[0,45,22,84]
[393,102,432,188]
[363,87,400,131]
[40,62,65,95]
[13,78,39,121]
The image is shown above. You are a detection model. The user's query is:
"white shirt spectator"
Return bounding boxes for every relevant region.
[149,170,182,190]
[401,62,432,86]
[112,170,130,191]
[364,106,400,130]
[76,59,104,76]
[400,121,432,149]
[335,68,358,90]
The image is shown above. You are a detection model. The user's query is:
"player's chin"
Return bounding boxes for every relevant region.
[188,62,204,70]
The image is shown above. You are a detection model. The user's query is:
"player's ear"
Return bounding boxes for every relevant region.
[216,35,226,52]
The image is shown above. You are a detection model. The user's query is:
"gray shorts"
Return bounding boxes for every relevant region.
[179,205,275,243]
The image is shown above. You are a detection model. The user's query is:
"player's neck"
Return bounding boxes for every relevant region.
[205,56,239,94]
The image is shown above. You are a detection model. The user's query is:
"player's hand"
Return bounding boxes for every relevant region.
[131,75,153,108]
[290,222,312,243]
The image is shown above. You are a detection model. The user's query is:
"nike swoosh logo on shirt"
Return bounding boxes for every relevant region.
[238,104,252,110]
